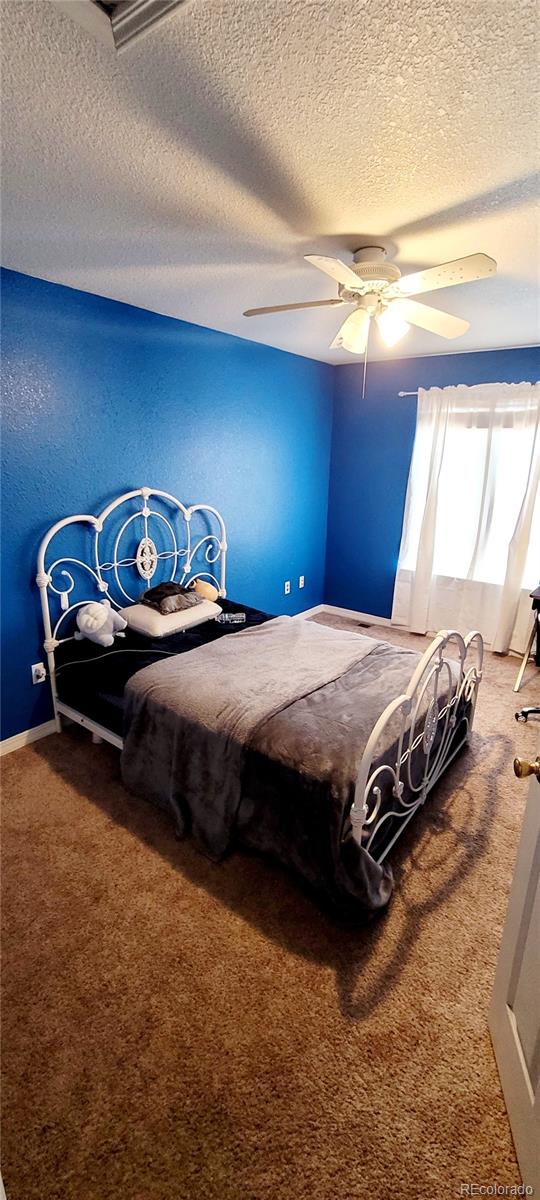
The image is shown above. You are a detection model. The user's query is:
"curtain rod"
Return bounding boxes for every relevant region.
[398,390,418,397]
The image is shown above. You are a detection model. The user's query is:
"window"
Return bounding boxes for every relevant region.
[393,381,540,653]
[401,411,540,587]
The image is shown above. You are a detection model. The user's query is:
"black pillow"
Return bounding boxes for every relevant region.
[140,582,203,614]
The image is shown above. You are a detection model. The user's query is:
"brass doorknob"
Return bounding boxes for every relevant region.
[513,755,540,779]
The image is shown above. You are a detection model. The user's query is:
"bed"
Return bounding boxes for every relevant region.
[37,486,483,917]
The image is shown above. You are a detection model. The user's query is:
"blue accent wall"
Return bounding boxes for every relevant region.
[325,346,540,617]
[2,265,539,742]
[1,268,333,740]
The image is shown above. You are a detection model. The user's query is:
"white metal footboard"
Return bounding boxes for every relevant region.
[350,629,484,863]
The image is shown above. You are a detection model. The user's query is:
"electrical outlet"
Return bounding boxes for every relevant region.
[284,580,291,595]
[31,662,47,685]
[299,575,305,589]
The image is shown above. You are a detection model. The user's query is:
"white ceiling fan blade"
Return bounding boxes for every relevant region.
[304,254,362,289]
[243,298,345,317]
[392,298,469,338]
[330,308,370,352]
[396,253,497,297]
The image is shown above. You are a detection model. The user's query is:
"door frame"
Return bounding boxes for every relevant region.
[488,766,540,1191]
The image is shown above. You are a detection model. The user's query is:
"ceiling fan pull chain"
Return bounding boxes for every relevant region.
[362,323,370,400]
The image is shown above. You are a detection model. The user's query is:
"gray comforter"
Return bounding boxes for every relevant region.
[121,617,449,915]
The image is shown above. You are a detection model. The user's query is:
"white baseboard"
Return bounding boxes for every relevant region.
[0,719,57,757]
[320,604,391,625]
[294,604,325,618]
[298,604,391,625]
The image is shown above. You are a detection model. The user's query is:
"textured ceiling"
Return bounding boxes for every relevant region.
[1,0,539,363]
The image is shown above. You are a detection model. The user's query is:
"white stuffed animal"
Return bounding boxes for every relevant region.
[75,599,127,648]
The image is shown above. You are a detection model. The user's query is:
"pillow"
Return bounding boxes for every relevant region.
[141,582,203,615]
[120,599,222,638]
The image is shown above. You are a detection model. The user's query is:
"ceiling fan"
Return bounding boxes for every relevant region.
[243,246,497,357]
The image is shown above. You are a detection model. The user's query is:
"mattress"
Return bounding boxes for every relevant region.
[56,602,470,915]
[119,616,469,915]
[54,599,271,735]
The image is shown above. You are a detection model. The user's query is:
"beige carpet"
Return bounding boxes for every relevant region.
[1,618,539,1200]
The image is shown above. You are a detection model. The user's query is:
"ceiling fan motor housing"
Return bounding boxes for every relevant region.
[352,261,401,283]
[339,245,401,302]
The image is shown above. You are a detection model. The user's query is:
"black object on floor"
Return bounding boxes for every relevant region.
[515,706,540,723]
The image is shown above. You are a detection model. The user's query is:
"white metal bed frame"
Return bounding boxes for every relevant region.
[350,627,483,860]
[36,485,483,863]
[36,487,227,750]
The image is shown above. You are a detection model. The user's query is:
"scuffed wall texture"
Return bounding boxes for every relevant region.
[1,269,333,740]
[325,346,540,617]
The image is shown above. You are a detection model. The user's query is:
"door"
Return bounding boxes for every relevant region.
[489,751,540,1191]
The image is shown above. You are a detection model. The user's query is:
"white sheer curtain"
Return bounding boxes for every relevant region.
[392,381,540,654]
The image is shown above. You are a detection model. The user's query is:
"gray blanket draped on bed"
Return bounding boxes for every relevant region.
[122,617,423,914]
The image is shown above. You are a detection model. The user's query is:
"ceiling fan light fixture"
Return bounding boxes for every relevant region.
[330,307,371,353]
[376,305,411,347]
[341,333,366,354]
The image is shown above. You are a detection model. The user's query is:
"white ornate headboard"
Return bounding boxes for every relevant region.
[36,485,227,668]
